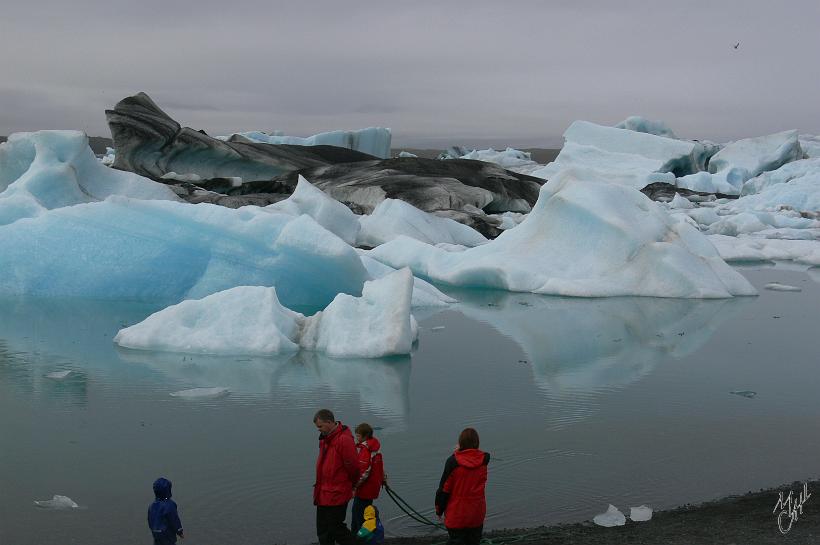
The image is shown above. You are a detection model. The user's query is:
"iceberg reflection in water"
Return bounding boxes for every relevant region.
[451,289,749,394]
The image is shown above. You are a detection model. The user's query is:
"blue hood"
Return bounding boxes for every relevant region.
[153,477,173,500]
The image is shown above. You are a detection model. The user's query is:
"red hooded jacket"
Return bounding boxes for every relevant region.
[314,422,360,506]
[434,448,490,529]
[354,437,384,500]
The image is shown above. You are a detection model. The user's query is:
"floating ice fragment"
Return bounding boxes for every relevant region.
[430,326,445,331]
[764,283,802,292]
[730,390,757,398]
[34,495,79,509]
[629,505,653,522]
[170,387,230,399]
[45,370,73,380]
[593,504,626,527]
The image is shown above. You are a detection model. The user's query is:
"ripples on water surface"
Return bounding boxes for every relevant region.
[0,265,818,544]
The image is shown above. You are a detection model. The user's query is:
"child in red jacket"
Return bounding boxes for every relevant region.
[351,423,385,534]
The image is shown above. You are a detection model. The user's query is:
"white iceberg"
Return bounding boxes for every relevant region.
[170,387,230,399]
[593,504,626,527]
[358,198,488,248]
[34,495,79,509]
[220,127,392,159]
[629,505,653,522]
[114,286,303,355]
[669,193,695,210]
[45,370,73,380]
[533,120,705,189]
[615,115,677,138]
[301,268,418,358]
[358,253,456,307]
[764,282,802,292]
[800,134,820,159]
[708,235,820,266]
[0,197,367,308]
[115,269,419,359]
[267,175,361,245]
[0,131,178,225]
[740,158,820,196]
[705,130,803,194]
[369,169,757,298]
[456,147,545,176]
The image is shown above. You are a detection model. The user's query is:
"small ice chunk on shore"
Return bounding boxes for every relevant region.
[764,282,802,292]
[593,504,626,527]
[630,505,653,522]
[45,370,73,380]
[170,387,230,399]
[34,495,79,509]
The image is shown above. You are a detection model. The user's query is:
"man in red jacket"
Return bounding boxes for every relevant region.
[314,409,361,545]
[434,428,490,545]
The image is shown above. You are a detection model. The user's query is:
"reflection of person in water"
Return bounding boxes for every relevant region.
[435,428,490,545]
[351,422,385,534]
[313,409,360,545]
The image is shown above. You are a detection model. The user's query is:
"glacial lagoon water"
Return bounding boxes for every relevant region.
[0,265,818,545]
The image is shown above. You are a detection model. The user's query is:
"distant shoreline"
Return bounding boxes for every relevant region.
[385,479,820,545]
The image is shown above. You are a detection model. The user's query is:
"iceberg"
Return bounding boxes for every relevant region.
[169,387,230,399]
[221,127,391,159]
[593,504,626,527]
[45,370,74,380]
[708,235,820,266]
[533,120,706,189]
[114,286,303,355]
[266,175,361,245]
[740,158,820,196]
[629,505,653,522]
[455,147,545,176]
[705,130,803,193]
[764,283,802,292]
[800,134,820,158]
[115,269,418,358]
[0,197,367,308]
[358,198,488,247]
[369,169,757,298]
[358,253,456,307]
[301,269,418,358]
[0,131,178,225]
[34,495,79,509]
[615,115,677,138]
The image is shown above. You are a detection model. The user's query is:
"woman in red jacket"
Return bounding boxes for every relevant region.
[351,423,384,533]
[434,428,489,545]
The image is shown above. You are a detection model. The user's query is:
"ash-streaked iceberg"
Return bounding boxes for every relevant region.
[369,169,756,298]
[533,120,705,189]
[0,197,367,308]
[358,198,488,247]
[221,127,392,159]
[266,175,361,245]
[0,131,177,225]
[115,269,419,359]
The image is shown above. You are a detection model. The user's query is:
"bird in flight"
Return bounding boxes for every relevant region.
[733,42,740,49]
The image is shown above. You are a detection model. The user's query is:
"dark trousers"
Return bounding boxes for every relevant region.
[446,526,483,545]
[317,503,355,545]
[351,497,373,534]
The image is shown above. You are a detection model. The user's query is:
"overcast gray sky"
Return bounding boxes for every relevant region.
[1,0,818,148]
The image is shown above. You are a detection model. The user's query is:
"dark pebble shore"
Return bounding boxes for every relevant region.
[384,479,819,545]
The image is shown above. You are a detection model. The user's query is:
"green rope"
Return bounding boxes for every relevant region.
[382,484,552,545]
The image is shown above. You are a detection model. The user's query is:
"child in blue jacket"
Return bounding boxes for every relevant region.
[148,477,184,544]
